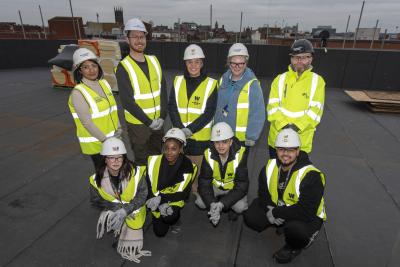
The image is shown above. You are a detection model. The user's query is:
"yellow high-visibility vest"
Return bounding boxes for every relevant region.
[68,79,119,155]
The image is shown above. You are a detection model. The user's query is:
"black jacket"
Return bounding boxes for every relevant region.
[198,137,249,210]
[145,154,195,204]
[168,69,218,155]
[257,153,325,222]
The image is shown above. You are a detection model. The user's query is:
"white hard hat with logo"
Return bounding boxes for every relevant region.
[183,44,205,60]
[101,137,127,156]
[275,128,301,148]
[72,48,97,69]
[211,122,234,141]
[228,43,249,59]
[163,128,186,146]
[124,18,148,35]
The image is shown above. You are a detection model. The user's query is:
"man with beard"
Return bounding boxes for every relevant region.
[116,18,168,165]
[266,39,325,158]
[244,128,326,264]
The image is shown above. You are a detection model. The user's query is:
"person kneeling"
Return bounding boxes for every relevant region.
[197,122,249,226]
[244,129,326,264]
[145,128,197,237]
[89,137,151,263]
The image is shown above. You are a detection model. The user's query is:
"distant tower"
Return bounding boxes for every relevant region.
[114,6,124,26]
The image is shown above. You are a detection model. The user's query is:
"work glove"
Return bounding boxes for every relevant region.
[114,128,123,139]
[208,202,224,226]
[149,120,159,130]
[145,195,161,211]
[159,203,173,217]
[266,206,285,226]
[245,139,255,147]
[181,128,193,138]
[109,208,127,232]
[284,123,300,133]
[153,118,164,131]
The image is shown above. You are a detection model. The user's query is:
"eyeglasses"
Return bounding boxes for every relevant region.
[80,63,98,71]
[276,147,298,153]
[291,55,312,61]
[106,156,124,162]
[128,35,146,41]
[229,62,246,68]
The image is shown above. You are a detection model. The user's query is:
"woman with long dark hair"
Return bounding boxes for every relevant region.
[89,137,150,263]
[68,48,122,169]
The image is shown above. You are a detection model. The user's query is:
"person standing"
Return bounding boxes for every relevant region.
[68,48,121,169]
[197,122,249,224]
[116,18,168,165]
[168,44,218,201]
[90,137,150,263]
[145,128,197,237]
[214,43,265,148]
[267,39,325,158]
[244,129,326,264]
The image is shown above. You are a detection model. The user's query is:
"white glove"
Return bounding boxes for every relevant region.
[109,208,127,232]
[208,202,224,226]
[181,128,193,138]
[146,196,161,211]
[266,205,285,226]
[245,139,255,147]
[159,203,173,217]
[114,128,123,139]
[149,120,159,130]
[153,118,164,131]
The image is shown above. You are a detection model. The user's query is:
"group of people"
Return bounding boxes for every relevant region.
[68,16,327,264]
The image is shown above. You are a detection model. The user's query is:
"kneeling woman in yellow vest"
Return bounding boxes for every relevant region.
[145,128,197,237]
[68,48,121,169]
[197,122,249,225]
[89,137,150,263]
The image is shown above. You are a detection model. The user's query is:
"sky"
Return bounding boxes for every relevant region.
[1,0,399,33]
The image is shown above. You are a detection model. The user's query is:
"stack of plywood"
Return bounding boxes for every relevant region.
[345,90,400,113]
[78,39,121,92]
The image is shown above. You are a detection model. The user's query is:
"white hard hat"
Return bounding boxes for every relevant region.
[124,18,147,35]
[228,43,249,59]
[100,137,127,156]
[275,128,301,148]
[183,44,205,60]
[72,48,97,69]
[163,128,186,146]
[211,122,234,141]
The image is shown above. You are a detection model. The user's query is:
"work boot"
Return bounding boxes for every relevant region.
[273,244,302,264]
[228,210,238,221]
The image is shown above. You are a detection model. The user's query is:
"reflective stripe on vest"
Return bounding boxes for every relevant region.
[205,147,245,190]
[120,55,162,124]
[235,78,258,141]
[173,75,217,141]
[270,72,321,122]
[89,166,147,229]
[68,79,119,154]
[265,159,326,220]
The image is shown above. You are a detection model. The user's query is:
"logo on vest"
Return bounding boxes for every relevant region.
[227,172,233,177]
[192,96,201,106]
[288,193,295,199]
[302,92,309,99]
[94,97,103,103]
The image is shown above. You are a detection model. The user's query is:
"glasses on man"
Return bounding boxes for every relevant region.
[80,63,98,71]
[128,35,146,41]
[291,55,312,61]
[276,147,298,153]
[229,62,246,68]
[106,156,124,162]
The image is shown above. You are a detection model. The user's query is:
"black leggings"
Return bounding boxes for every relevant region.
[244,198,322,249]
[152,206,181,237]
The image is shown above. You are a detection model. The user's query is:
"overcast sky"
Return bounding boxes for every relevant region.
[1,0,399,32]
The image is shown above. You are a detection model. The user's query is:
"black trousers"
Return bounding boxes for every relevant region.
[126,123,163,166]
[90,153,103,170]
[244,198,323,249]
[152,206,181,237]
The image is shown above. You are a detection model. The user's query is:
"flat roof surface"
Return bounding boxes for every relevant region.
[0,68,399,267]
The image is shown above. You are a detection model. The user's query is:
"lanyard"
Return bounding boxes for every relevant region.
[109,173,123,204]
[277,164,294,202]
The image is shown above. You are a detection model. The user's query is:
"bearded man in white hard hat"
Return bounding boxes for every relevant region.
[168,43,218,203]
[244,128,327,264]
[196,122,249,225]
[116,18,168,165]
[214,43,265,149]
[144,128,198,237]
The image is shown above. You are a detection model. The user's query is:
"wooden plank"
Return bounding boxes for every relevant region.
[345,90,400,104]
[365,91,400,102]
